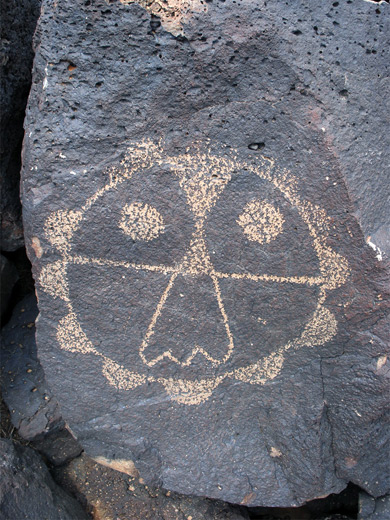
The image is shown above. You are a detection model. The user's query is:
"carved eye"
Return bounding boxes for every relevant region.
[119,202,165,241]
[237,200,284,244]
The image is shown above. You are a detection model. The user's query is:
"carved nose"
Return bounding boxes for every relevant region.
[179,230,214,276]
[139,273,234,367]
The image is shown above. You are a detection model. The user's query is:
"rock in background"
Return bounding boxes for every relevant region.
[1,294,83,464]
[0,439,88,520]
[0,0,41,251]
[0,255,18,320]
[21,0,389,508]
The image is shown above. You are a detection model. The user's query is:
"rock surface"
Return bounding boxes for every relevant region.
[0,439,88,520]
[358,492,390,520]
[0,0,41,251]
[1,294,82,464]
[21,0,389,507]
[55,452,249,520]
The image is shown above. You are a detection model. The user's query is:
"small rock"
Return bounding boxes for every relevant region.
[33,425,83,466]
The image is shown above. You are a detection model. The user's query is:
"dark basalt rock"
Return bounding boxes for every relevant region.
[1,294,82,465]
[0,439,88,520]
[358,492,390,520]
[21,0,389,507]
[0,0,41,251]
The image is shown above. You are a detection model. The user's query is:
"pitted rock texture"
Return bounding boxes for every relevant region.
[21,0,389,507]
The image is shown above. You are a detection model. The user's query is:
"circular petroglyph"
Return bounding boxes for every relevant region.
[39,141,349,405]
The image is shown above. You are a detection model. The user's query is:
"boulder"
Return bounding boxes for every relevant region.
[0,0,41,251]
[0,439,88,520]
[1,294,82,465]
[21,0,389,507]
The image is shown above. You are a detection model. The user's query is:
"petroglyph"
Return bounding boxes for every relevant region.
[237,200,285,244]
[119,201,165,241]
[40,141,349,405]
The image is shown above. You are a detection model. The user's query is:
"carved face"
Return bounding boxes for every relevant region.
[40,142,349,404]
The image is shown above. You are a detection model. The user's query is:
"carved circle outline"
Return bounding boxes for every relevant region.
[39,141,349,405]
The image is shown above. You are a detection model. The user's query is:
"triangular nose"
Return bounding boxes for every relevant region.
[180,234,213,276]
[139,274,234,367]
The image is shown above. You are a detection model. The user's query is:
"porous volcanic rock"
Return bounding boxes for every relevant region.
[21,0,389,507]
[0,439,88,520]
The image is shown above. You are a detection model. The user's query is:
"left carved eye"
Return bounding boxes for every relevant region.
[119,202,165,241]
[236,200,284,244]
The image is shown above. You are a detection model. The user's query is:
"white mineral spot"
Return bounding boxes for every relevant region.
[377,355,387,370]
[270,447,282,457]
[43,66,49,90]
[364,0,387,4]
[367,237,383,261]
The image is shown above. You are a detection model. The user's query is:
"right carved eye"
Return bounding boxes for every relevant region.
[119,202,165,241]
[236,200,284,244]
